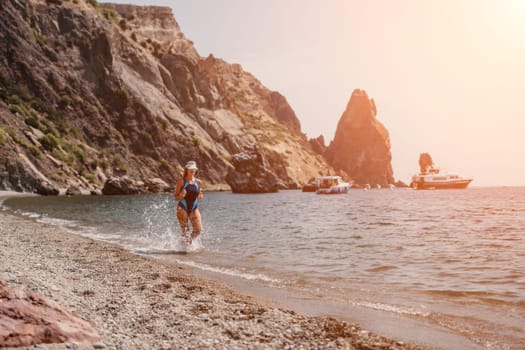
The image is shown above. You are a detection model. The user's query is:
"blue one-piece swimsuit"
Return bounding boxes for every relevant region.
[178,180,199,214]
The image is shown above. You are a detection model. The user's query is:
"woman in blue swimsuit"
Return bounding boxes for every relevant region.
[174,161,203,244]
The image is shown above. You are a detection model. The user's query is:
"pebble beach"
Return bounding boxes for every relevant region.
[0,207,432,350]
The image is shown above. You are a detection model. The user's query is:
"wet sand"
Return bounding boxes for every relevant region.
[0,207,435,349]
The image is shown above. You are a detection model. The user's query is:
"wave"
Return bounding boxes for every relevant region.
[37,216,81,229]
[366,265,398,273]
[353,300,429,317]
[173,259,280,284]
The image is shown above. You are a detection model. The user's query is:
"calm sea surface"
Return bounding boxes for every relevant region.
[2,187,525,349]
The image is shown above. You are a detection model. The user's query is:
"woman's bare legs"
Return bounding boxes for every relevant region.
[177,207,202,243]
[189,208,202,240]
[176,206,191,243]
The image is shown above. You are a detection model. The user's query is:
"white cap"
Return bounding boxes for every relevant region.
[185,161,198,170]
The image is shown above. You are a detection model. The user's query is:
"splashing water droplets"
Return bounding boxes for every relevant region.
[140,197,190,252]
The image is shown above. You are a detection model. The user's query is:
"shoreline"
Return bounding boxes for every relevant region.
[0,209,431,349]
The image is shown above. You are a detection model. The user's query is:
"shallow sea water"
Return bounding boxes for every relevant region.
[2,187,524,349]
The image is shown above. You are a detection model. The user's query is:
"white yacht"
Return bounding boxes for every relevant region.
[316,176,352,194]
[410,168,472,190]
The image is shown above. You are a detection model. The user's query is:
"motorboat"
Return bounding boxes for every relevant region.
[301,178,318,192]
[410,168,472,190]
[316,176,352,194]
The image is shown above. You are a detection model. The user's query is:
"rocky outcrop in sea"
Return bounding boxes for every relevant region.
[324,89,394,187]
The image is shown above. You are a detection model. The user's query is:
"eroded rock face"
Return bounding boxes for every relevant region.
[0,0,330,193]
[102,176,145,195]
[0,158,36,193]
[265,91,301,134]
[324,89,394,187]
[0,280,100,347]
[226,146,283,193]
[35,180,59,196]
[65,185,82,196]
[145,177,171,193]
[309,135,327,156]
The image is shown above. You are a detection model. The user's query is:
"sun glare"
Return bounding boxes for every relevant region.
[475,0,525,49]
[499,0,525,34]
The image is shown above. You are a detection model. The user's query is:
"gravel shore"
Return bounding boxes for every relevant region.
[0,210,433,349]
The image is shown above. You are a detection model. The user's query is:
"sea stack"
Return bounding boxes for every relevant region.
[324,89,394,187]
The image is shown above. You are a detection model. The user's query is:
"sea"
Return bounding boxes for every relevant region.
[1,187,524,349]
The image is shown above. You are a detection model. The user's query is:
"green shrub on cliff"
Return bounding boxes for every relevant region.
[71,145,85,163]
[158,118,168,130]
[84,173,97,183]
[111,156,126,172]
[160,159,171,171]
[28,145,42,158]
[99,158,108,170]
[41,133,59,151]
[89,159,98,170]
[71,127,84,141]
[58,95,72,108]
[37,121,58,137]
[4,127,20,144]
[25,116,40,129]
[0,73,8,100]
[2,126,35,151]
[10,103,32,118]
[32,28,46,46]
[51,148,71,165]
[139,131,154,148]
[86,0,98,8]
[119,19,127,31]
[101,9,118,25]
[7,94,25,107]
[0,73,34,107]
[11,84,32,103]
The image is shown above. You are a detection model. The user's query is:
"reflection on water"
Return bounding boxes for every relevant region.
[3,187,525,349]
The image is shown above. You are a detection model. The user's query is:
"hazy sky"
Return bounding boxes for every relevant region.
[106,0,525,186]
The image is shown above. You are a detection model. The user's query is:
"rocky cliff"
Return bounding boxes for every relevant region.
[0,0,329,193]
[324,89,394,187]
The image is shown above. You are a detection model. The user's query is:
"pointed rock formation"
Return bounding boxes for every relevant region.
[324,89,394,187]
[418,153,434,173]
[308,135,327,156]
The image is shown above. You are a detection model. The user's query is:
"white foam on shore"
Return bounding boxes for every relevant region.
[174,259,280,284]
[37,215,81,229]
[353,300,430,317]
[133,236,204,254]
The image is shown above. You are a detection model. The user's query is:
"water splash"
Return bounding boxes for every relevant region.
[139,196,204,252]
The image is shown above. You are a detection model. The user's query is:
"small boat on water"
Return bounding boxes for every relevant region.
[301,178,318,192]
[410,168,472,190]
[316,176,352,194]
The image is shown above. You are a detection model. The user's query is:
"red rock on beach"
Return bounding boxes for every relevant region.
[0,280,100,347]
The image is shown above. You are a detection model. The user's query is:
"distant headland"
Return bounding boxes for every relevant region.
[1,0,396,194]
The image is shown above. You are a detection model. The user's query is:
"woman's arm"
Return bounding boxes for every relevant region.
[198,180,204,200]
[174,179,186,201]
